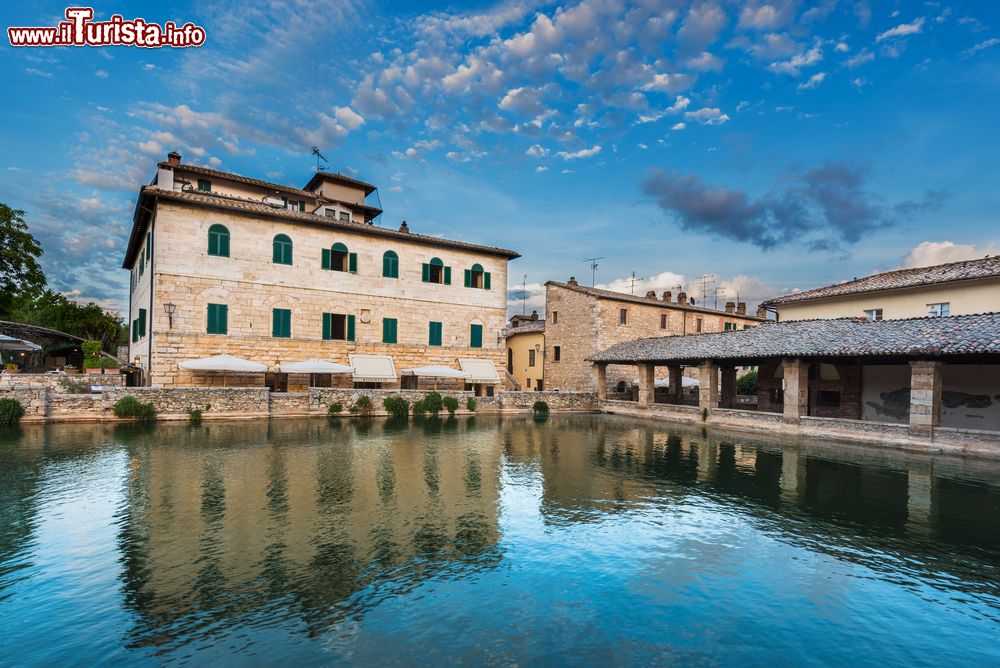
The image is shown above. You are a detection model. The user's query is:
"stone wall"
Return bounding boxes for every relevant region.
[0,372,124,391]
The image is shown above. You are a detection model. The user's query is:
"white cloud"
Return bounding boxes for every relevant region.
[526,144,548,158]
[332,106,365,131]
[844,50,875,68]
[686,51,724,72]
[95,70,109,78]
[597,271,686,296]
[672,122,686,131]
[684,107,729,126]
[636,95,690,124]
[738,3,793,31]
[535,165,548,172]
[641,72,694,93]
[876,17,926,42]
[798,72,826,89]
[963,38,1000,56]
[556,144,601,160]
[25,67,53,78]
[499,86,548,116]
[902,241,999,268]
[769,44,823,75]
[834,42,850,53]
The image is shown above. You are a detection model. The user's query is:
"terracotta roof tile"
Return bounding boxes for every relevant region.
[547,281,766,320]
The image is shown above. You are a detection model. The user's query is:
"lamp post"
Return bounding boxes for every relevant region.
[164,302,176,328]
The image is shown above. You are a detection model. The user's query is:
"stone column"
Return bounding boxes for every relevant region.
[698,361,719,412]
[668,366,683,404]
[720,366,737,409]
[593,364,607,401]
[782,358,809,423]
[637,363,655,407]
[909,360,943,436]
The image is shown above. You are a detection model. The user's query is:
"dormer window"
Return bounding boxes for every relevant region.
[339,211,350,222]
[197,179,211,192]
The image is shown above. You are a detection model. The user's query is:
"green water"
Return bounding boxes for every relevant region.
[0,415,998,665]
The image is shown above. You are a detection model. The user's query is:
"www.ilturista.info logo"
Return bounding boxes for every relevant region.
[7,7,206,48]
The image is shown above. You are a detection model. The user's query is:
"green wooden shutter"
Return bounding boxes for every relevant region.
[444,266,451,285]
[272,309,280,337]
[299,201,305,212]
[429,322,442,346]
[219,305,228,334]
[146,232,151,259]
[272,309,291,338]
[470,323,483,348]
[208,232,218,256]
[383,318,397,344]
[132,320,138,342]
[484,272,491,290]
[220,233,229,257]
[347,315,356,341]
[422,263,430,282]
[273,239,281,264]
[464,269,472,287]
[139,308,147,337]
[322,313,331,340]
[348,252,358,273]
[322,248,331,270]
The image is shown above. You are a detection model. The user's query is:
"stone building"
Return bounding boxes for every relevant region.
[544,278,766,392]
[123,152,519,388]
[504,311,545,391]
[762,255,1000,321]
[590,313,1000,435]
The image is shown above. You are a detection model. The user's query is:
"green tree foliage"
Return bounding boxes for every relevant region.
[0,398,25,426]
[383,396,410,419]
[0,204,44,316]
[7,290,126,350]
[442,396,459,417]
[736,370,758,396]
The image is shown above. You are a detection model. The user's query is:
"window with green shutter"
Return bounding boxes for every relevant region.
[322,313,355,341]
[428,321,442,346]
[324,242,355,272]
[347,314,355,341]
[382,318,398,344]
[272,308,291,338]
[197,179,211,192]
[382,250,399,278]
[272,234,292,265]
[423,257,450,284]
[207,224,230,257]
[465,263,490,289]
[469,323,483,348]
[132,319,138,342]
[146,232,151,260]
[207,303,228,334]
[138,308,147,337]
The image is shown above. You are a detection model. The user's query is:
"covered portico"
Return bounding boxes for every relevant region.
[590,314,1000,440]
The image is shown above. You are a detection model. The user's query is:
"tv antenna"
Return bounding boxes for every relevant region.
[583,256,605,287]
[695,273,716,307]
[311,146,329,172]
[629,271,645,295]
[521,274,528,315]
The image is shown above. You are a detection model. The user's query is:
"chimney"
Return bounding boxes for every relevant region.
[530,310,538,321]
[756,306,767,319]
[399,221,410,233]
[645,290,657,299]
[677,291,687,305]
[166,151,181,166]
[662,291,672,302]
[725,301,735,314]
[737,302,747,315]
[568,276,578,286]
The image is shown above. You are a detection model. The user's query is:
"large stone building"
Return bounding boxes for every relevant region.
[504,311,545,391]
[124,152,519,389]
[762,255,1000,321]
[544,278,766,392]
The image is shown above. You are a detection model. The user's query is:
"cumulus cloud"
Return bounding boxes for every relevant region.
[526,144,548,157]
[738,2,796,31]
[597,271,686,296]
[798,72,826,89]
[902,241,999,268]
[556,144,601,160]
[641,161,943,250]
[769,44,823,75]
[844,50,875,68]
[963,38,1000,56]
[876,17,925,42]
[684,107,729,125]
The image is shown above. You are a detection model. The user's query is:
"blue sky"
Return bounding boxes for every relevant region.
[1,0,998,315]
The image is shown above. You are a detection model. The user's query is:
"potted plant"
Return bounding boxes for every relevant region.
[63,364,80,375]
[4,363,20,374]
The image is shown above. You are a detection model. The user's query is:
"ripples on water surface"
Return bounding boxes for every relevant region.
[0,415,998,665]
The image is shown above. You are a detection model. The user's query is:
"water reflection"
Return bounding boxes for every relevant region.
[0,416,998,664]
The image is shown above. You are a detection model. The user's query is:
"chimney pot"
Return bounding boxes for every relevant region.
[737,301,747,315]
[725,301,735,314]
[399,221,410,233]
[568,276,578,286]
[530,310,538,321]
[756,306,767,319]
[677,291,687,305]
[662,291,672,302]
[166,151,181,166]
[645,290,656,299]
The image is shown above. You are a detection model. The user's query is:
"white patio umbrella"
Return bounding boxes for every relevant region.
[401,365,469,389]
[279,359,353,374]
[179,354,268,386]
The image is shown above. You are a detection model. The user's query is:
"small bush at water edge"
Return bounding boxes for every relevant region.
[328,402,344,415]
[0,399,26,426]
[412,399,427,417]
[424,391,443,417]
[442,396,459,417]
[532,400,549,417]
[113,395,157,422]
[466,397,476,412]
[188,404,210,424]
[383,397,410,419]
[350,395,374,416]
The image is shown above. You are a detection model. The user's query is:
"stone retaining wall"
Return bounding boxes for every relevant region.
[0,372,125,390]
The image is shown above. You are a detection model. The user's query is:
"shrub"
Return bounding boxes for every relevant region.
[383,396,410,420]
[701,407,709,422]
[113,395,157,422]
[189,404,210,425]
[57,375,92,394]
[466,397,476,412]
[4,363,19,372]
[424,391,443,417]
[350,395,374,417]
[328,401,344,415]
[412,399,427,417]
[0,398,25,426]
[442,396,459,417]
[736,370,758,396]
[532,400,549,417]
[83,356,120,370]
[81,340,102,357]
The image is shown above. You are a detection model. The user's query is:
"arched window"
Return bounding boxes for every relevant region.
[272,234,292,265]
[207,224,230,257]
[422,256,450,284]
[464,262,491,289]
[382,250,399,278]
[616,380,627,393]
[322,242,356,273]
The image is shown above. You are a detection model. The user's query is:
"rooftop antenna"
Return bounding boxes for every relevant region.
[583,256,605,287]
[311,146,329,172]
[695,273,716,308]
[522,274,528,315]
[629,271,645,295]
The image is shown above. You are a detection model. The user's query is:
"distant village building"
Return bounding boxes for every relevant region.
[544,278,767,392]
[123,152,519,390]
[762,256,1000,321]
[504,311,545,391]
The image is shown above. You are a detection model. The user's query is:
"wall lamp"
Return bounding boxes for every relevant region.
[164,302,176,328]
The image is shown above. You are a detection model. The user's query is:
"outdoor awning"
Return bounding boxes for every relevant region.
[0,335,42,351]
[178,355,268,372]
[279,359,353,374]
[401,365,469,379]
[349,354,397,383]
[458,358,501,384]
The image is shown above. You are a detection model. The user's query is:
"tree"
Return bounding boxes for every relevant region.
[0,203,44,317]
[737,370,758,396]
[7,290,126,350]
